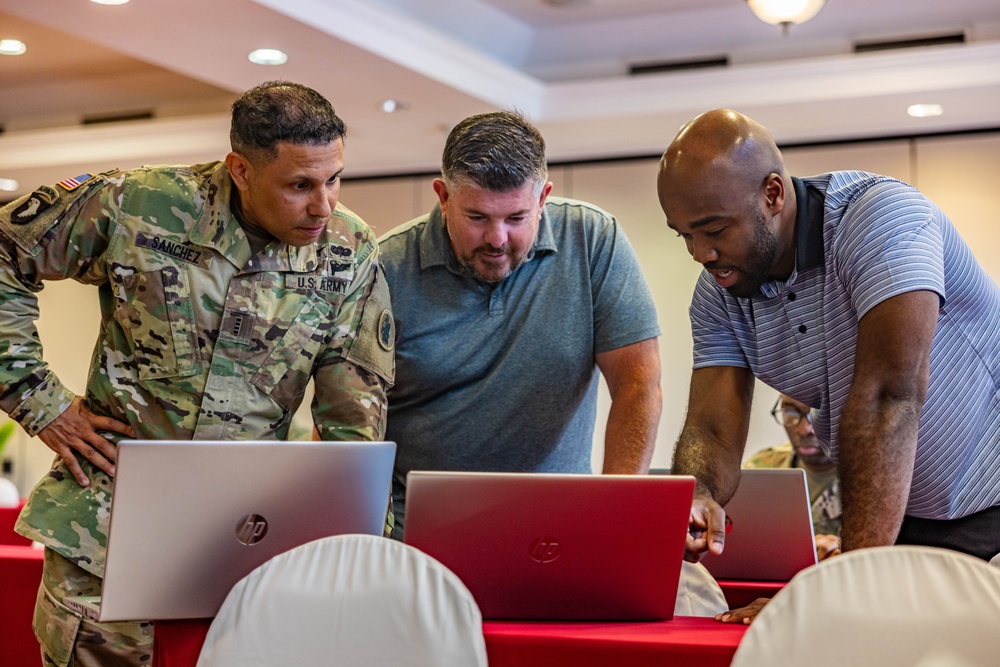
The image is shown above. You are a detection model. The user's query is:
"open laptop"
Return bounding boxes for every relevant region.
[74,439,395,622]
[699,468,818,582]
[403,471,695,621]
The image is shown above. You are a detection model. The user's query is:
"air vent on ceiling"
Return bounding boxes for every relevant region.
[629,56,729,76]
[854,32,965,53]
[81,110,155,125]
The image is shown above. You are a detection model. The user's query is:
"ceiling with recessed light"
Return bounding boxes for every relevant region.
[1,0,999,197]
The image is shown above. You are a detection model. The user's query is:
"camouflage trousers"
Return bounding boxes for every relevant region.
[35,548,153,667]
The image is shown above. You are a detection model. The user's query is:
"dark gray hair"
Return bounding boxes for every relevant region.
[442,110,548,193]
[230,81,346,164]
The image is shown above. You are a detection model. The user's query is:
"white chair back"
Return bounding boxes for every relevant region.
[674,561,728,617]
[731,545,1000,667]
[197,534,488,666]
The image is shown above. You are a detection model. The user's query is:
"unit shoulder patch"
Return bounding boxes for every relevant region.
[378,309,394,351]
[10,185,59,225]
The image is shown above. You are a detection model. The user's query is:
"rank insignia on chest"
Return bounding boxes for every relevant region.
[285,274,349,294]
[327,244,354,260]
[57,173,95,191]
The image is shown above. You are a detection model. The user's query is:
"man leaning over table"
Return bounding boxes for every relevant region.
[0,80,393,666]
[657,108,1000,623]
[379,109,727,616]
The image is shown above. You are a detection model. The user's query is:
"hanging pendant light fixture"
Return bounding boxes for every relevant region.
[746,0,826,35]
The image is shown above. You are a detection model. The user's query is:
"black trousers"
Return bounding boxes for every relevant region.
[896,504,1000,561]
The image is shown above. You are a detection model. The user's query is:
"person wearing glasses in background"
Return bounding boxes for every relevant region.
[745,394,841,561]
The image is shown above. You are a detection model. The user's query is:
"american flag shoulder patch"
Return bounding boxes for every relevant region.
[57,173,95,191]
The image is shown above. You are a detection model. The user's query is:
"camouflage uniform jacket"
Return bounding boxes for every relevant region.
[745,443,842,537]
[0,163,395,576]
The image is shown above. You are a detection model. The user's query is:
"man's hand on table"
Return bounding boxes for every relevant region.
[716,597,770,625]
[714,539,843,624]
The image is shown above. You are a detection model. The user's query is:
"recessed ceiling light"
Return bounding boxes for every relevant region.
[907,103,944,118]
[90,0,131,5]
[379,99,409,113]
[0,39,27,56]
[0,178,19,192]
[248,49,288,66]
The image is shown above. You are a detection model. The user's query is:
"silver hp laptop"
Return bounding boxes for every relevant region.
[403,471,695,621]
[700,468,818,582]
[82,440,395,622]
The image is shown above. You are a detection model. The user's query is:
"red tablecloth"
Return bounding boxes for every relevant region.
[0,544,44,667]
[717,580,785,609]
[154,615,748,667]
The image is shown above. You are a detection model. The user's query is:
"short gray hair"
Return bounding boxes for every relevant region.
[442,110,548,193]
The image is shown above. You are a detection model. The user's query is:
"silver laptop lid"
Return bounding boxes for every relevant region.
[403,471,695,621]
[99,439,395,621]
[701,468,818,581]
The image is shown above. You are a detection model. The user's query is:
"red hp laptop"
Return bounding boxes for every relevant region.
[404,471,695,621]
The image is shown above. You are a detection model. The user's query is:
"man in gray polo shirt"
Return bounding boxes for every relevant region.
[380,111,662,539]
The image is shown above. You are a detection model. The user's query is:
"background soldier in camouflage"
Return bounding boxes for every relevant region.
[746,394,842,561]
[0,81,394,666]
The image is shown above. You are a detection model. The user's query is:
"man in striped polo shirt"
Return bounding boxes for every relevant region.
[656,109,1000,615]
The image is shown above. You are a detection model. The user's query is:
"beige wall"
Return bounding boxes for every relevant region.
[913,134,1000,280]
[6,281,101,494]
[9,131,1000,493]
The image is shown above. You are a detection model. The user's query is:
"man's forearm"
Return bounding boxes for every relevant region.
[837,395,920,551]
[313,360,389,441]
[671,426,743,505]
[671,366,753,504]
[601,383,661,474]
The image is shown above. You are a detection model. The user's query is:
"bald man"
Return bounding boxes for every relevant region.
[657,109,1000,620]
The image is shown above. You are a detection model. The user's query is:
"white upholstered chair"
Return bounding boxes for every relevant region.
[196,534,488,666]
[674,561,729,617]
[731,545,1000,667]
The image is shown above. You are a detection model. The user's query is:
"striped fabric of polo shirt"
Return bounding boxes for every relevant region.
[690,171,1000,520]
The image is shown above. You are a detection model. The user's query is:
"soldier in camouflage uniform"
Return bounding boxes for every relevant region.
[747,394,842,560]
[0,81,394,666]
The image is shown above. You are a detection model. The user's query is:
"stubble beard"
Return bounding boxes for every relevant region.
[723,204,781,298]
[458,249,527,284]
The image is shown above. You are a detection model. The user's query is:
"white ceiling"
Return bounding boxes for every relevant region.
[1,0,1000,197]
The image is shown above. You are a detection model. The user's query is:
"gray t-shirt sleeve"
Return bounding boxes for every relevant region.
[587,212,661,353]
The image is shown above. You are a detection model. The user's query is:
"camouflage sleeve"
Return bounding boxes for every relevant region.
[0,173,121,435]
[744,443,795,469]
[312,227,394,442]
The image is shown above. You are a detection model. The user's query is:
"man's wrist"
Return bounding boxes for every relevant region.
[10,374,76,436]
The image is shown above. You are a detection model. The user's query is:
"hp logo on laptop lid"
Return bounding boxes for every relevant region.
[529,536,561,563]
[235,514,269,545]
